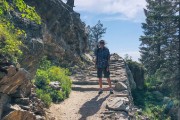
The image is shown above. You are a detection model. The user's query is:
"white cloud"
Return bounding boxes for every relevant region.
[74,0,146,21]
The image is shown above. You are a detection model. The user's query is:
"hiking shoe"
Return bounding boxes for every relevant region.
[98,89,103,94]
[109,88,114,94]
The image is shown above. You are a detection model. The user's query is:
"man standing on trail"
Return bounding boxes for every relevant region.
[94,40,113,94]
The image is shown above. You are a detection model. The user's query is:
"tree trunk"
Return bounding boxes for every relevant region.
[178,1,180,99]
[157,0,162,69]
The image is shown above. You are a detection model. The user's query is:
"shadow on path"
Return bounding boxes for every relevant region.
[78,94,110,120]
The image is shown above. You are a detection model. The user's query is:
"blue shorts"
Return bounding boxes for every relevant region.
[97,67,110,78]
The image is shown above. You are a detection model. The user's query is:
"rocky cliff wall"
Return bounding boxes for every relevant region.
[10,0,88,74]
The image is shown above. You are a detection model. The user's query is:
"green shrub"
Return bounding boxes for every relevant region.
[39,56,51,70]
[35,69,50,89]
[35,57,72,107]
[36,89,52,107]
[132,88,173,119]
[48,66,72,98]
[49,90,64,102]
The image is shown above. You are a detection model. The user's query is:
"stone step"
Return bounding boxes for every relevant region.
[88,74,97,77]
[72,80,110,85]
[110,63,124,66]
[74,78,86,81]
[72,85,115,91]
[89,72,97,74]
[74,74,86,78]
[110,75,116,77]
[110,62,123,65]
[88,77,119,83]
[110,61,121,63]
[88,73,119,77]
[89,68,121,74]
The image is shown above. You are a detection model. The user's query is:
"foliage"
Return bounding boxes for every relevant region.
[13,0,41,24]
[132,74,180,119]
[0,0,41,24]
[36,89,52,107]
[144,75,160,89]
[48,88,64,102]
[35,69,50,89]
[139,0,179,105]
[0,0,41,61]
[35,57,72,107]
[0,22,23,62]
[0,0,11,15]
[124,54,132,61]
[87,20,107,50]
[39,56,51,70]
[132,88,170,120]
[139,0,177,75]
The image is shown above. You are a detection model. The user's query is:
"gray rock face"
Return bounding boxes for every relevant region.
[16,0,89,74]
[14,98,30,106]
[126,61,144,89]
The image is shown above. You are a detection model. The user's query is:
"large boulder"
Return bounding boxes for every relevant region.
[0,67,46,120]
[126,61,144,89]
[106,97,130,112]
[115,82,128,91]
[2,110,36,120]
[0,67,32,97]
[125,65,136,90]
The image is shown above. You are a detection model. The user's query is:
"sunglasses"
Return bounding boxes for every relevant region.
[100,42,105,44]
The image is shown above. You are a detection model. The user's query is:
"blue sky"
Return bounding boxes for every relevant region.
[64,0,147,61]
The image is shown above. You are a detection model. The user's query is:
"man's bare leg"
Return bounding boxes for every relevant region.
[107,78,112,88]
[98,78,103,94]
[99,78,103,89]
[107,78,113,94]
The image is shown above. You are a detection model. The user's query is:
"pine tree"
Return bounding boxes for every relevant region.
[87,20,106,50]
[140,0,180,98]
[140,0,176,75]
[173,0,180,98]
[140,0,163,75]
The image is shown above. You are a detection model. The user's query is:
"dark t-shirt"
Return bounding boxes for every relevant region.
[94,47,110,68]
